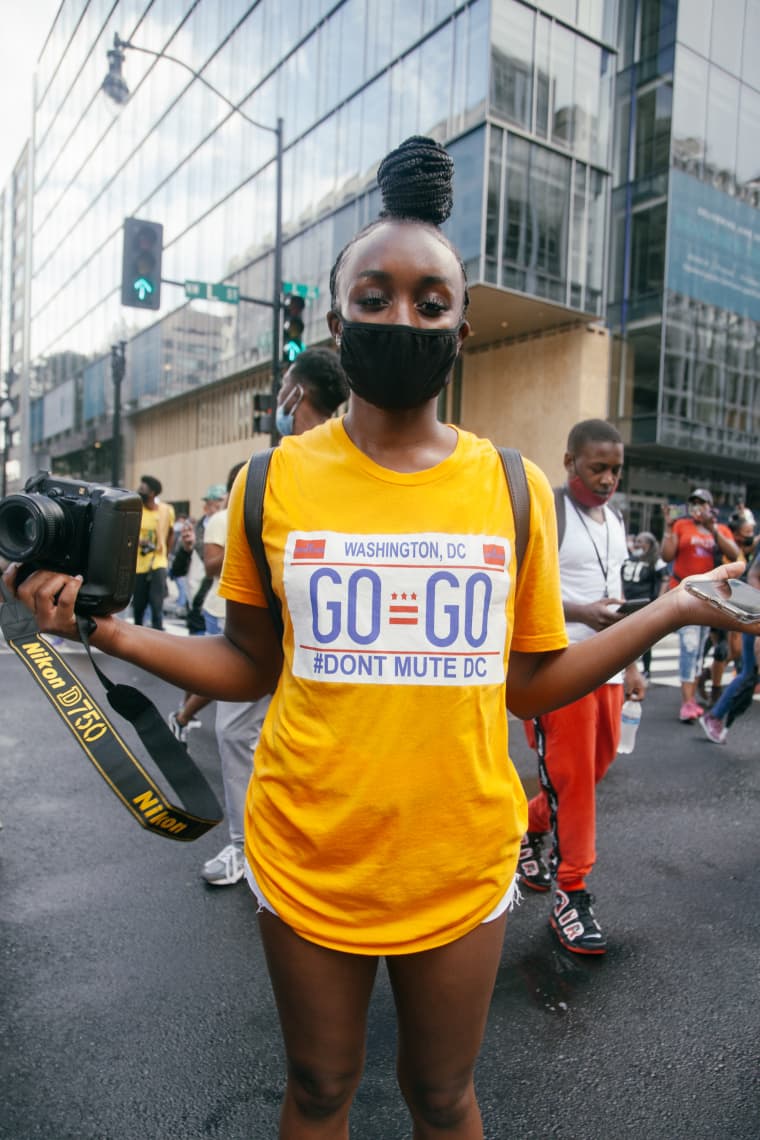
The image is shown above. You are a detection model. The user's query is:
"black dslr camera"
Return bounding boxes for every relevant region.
[0,472,142,615]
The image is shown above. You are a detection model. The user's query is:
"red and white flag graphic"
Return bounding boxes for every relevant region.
[293,538,326,560]
[388,592,419,626]
[483,543,505,567]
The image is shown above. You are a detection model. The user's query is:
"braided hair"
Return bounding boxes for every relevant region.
[329,135,469,312]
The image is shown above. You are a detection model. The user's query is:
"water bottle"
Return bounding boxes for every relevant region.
[618,699,642,754]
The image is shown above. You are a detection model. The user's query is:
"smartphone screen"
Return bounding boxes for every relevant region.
[685,579,760,622]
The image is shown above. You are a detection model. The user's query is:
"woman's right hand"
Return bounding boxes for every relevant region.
[1,563,116,646]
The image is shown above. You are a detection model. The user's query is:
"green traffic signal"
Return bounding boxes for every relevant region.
[133,277,155,302]
[121,218,163,310]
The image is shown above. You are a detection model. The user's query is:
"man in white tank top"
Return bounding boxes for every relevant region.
[518,419,646,954]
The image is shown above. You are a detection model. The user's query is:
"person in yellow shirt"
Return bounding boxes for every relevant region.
[133,474,175,629]
[8,136,760,1140]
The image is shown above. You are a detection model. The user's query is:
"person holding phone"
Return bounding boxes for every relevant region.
[660,489,739,722]
[518,419,645,954]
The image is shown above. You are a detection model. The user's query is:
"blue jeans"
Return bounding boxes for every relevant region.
[711,634,756,721]
[678,625,708,684]
[203,610,223,635]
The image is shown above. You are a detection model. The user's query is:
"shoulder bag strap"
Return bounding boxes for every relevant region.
[243,449,284,640]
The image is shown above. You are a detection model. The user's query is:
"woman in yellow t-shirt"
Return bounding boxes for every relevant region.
[9,137,760,1139]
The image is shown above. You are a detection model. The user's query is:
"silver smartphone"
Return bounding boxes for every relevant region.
[684,578,760,623]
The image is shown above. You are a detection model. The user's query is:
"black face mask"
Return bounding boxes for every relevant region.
[337,319,461,410]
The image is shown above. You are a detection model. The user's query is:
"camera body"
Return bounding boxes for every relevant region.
[0,472,142,615]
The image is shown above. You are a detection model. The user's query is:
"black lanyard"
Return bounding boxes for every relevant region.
[569,498,610,596]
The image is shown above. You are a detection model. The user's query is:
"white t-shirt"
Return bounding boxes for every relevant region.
[559,496,628,683]
[202,507,228,619]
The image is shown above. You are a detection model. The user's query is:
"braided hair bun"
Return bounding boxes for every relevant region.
[377,136,454,226]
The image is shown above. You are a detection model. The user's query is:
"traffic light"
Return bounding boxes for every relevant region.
[121,218,163,310]
[282,294,306,363]
[253,392,273,435]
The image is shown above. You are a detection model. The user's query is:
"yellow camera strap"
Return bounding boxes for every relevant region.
[0,588,222,842]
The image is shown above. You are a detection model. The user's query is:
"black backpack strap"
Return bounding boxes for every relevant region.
[497,447,530,577]
[243,449,284,640]
[553,486,566,548]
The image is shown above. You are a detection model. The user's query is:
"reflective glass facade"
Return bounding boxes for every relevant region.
[485,0,614,313]
[29,0,490,443]
[23,0,616,482]
[610,0,760,509]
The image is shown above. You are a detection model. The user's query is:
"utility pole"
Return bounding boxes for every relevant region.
[110,342,126,487]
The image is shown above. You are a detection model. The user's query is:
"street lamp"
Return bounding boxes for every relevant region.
[1,398,14,500]
[102,34,284,446]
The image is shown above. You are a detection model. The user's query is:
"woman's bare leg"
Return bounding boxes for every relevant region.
[386,913,508,1138]
[258,910,379,1138]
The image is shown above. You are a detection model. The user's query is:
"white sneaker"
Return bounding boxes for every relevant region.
[167,711,203,744]
[202,844,244,886]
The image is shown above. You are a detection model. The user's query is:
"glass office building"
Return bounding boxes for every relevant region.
[13,0,617,506]
[9,0,760,517]
[610,0,760,528]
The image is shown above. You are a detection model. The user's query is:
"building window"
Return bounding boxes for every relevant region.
[635,81,672,180]
[630,202,666,302]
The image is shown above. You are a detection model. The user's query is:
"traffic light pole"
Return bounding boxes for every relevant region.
[103,40,285,449]
[270,118,284,448]
[110,341,126,487]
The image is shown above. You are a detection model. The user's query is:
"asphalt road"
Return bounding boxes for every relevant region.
[1,628,759,1139]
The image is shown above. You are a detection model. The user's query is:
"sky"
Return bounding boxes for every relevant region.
[0,0,61,189]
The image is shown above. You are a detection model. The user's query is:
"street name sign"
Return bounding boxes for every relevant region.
[185,280,240,304]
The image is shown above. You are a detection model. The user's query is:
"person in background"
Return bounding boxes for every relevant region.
[700,530,760,745]
[275,345,349,437]
[621,532,667,679]
[168,511,190,616]
[660,489,739,723]
[8,135,760,1140]
[696,510,759,707]
[518,419,645,955]
[200,349,349,887]
[167,485,226,741]
[132,475,175,630]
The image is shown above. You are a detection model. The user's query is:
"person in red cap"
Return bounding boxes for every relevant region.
[661,489,739,721]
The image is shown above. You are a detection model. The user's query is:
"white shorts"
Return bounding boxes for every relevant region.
[245,860,520,928]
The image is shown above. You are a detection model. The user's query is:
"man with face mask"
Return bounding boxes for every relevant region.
[133,474,175,630]
[660,488,739,722]
[518,419,645,954]
[275,346,349,438]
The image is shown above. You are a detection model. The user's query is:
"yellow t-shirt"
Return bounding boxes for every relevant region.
[220,419,567,954]
[135,502,175,574]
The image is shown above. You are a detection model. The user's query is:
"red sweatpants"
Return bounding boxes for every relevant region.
[525,684,623,891]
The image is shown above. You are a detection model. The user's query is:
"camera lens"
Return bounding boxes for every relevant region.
[0,493,67,561]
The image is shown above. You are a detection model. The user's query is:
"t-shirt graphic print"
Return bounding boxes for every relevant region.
[284,530,512,686]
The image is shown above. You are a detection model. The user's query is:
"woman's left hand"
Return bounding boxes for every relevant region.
[671,561,760,633]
